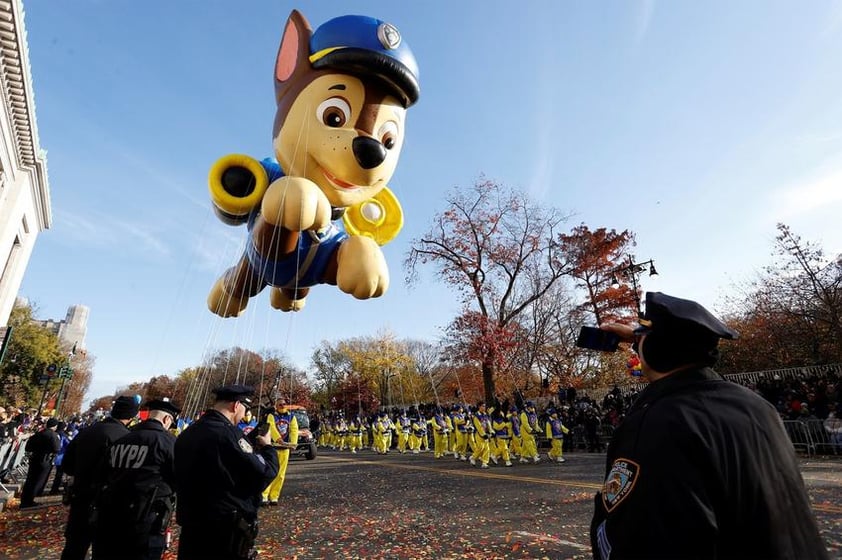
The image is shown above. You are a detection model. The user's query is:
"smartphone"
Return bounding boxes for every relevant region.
[576,326,620,352]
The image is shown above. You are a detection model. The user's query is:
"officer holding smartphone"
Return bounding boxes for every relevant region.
[590,292,828,559]
[174,385,279,560]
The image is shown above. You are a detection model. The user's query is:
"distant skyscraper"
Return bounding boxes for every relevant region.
[31,304,89,351]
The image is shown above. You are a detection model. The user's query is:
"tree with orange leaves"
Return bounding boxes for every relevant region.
[556,224,638,324]
[406,178,573,404]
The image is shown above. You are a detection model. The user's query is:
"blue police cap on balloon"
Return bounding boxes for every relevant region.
[308,15,420,107]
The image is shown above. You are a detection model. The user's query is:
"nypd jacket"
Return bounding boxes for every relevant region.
[105,418,176,503]
[174,409,279,526]
[62,417,130,499]
[590,367,828,560]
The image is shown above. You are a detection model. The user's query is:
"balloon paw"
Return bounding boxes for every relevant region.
[270,288,306,312]
[207,279,248,317]
[337,236,389,299]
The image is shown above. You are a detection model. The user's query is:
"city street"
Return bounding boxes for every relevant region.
[1,449,841,559]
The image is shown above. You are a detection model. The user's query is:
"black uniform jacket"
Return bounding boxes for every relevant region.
[25,428,60,463]
[62,417,130,498]
[105,419,176,504]
[174,409,279,526]
[590,367,828,560]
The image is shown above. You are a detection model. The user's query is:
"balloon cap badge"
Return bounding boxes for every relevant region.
[377,22,401,49]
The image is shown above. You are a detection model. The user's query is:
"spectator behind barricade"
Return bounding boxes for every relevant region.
[0,406,12,440]
[824,407,842,447]
[49,422,71,495]
[800,405,818,421]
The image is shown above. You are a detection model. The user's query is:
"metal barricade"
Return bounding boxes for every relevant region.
[0,440,13,492]
[599,424,615,448]
[782,421,813,455]
[802,419,841,456]
[782,419,842,456]
[0,441,12,472]
[6,437,29,482]
[569,425,587,451]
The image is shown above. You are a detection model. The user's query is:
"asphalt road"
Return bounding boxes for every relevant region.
[2,449,841,559]
[252,449,842,559]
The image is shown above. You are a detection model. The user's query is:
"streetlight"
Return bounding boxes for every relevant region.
[611,256,658,316]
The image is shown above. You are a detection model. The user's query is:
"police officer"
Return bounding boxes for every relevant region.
[19,417,61,508]
[92,399,180,560]
[61,395,140,560]
[174,385,278,560]
[591,292,829,559]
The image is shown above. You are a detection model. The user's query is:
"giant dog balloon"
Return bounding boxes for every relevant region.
[207,10,419,315]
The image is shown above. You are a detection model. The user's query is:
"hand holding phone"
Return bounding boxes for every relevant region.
[576,325,620,352]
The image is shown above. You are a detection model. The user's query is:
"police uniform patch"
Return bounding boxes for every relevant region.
[602,458,640,512]
[238,437,254,453]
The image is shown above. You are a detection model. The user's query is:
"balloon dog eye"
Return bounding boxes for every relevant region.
[317,97,351,128]
[378,121,399,150]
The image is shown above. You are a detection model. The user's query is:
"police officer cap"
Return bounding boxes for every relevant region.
[211,384,255,405]
[111,395,141,420]
[634,292,739,340]
[145,398,181,417]
[309,14,420,107]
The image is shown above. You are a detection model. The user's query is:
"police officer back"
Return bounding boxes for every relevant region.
[174,385,279,560]
[61,395,140,560]
[19,417,61,508]
[591,292,829,559]
[92,398,180,560]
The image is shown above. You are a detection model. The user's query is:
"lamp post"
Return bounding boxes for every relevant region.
[612,256,658,316]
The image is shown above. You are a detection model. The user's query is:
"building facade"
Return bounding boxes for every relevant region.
[31,303,89,351]
[0,0,50,328]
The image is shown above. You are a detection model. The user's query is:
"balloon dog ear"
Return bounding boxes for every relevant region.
[275,10,314,85]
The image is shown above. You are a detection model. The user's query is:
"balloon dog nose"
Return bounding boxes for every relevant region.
[352,136,387,169]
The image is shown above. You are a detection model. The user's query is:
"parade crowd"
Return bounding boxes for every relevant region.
[307,366,842,465]
[0,365,839,558]
[0,388,292,560]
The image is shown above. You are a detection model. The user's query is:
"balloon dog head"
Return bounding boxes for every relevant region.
[207,10,419,316]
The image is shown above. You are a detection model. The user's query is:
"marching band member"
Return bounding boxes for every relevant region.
[520,401,542,463]
[545,407,569,463]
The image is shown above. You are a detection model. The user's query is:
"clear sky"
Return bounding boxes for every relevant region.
[18,1,842,404]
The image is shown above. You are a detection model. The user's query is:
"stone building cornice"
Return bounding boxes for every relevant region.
[0,0,50,230]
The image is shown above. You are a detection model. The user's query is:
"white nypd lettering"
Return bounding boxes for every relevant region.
[110,443,149,469]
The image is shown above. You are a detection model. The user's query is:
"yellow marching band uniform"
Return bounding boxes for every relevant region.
[317,402,570,467]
